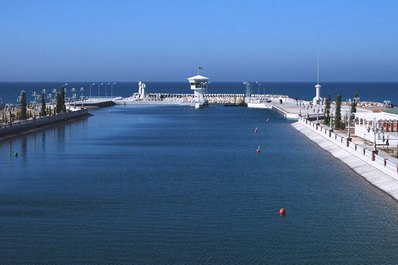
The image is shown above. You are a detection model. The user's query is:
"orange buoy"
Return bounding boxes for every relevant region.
[279,208,285,215]
[256,145,261,153]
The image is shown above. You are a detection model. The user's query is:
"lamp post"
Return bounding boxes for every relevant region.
[71,87,76,109]
[367,117,382,159]
[255,82,261,95]
[373,126,377,153]
[105,82,110,98]
[345,105,353,147]
[111,82,116,98]
[98,83,103,97]
[80,87,84,108]
[47,94,53,113]
[299,102,302,117]
[89,83,95,98]
[63,83,68,95]
[243,82,251,98]
[31,91,38,117]
[347,109,352,141]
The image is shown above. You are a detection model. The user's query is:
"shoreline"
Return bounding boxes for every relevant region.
[0,109,92,141]
[292,117,398,201]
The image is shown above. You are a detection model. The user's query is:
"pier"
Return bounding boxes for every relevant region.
[0,109,91,140]
[78,93,324,120]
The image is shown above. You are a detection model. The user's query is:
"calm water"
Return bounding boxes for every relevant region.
[1,105,398,264]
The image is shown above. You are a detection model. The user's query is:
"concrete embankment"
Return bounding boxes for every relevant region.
[0,109,91,140]
[292,117,398,201]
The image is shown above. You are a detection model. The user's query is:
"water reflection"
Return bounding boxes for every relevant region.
[56,125,65,152]
[0,116,89,163]
[21,135,27,162]
[41,129,46,152]
[7,140,12,158]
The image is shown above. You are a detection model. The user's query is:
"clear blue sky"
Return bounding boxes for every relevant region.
[0,0,397,82]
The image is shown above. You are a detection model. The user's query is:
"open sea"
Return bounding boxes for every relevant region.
[1,82,398,264]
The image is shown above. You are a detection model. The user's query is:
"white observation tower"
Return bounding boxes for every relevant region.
[187,74,209,109]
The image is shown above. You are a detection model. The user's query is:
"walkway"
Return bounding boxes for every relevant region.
[292,121,398,201]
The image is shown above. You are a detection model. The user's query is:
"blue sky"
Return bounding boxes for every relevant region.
[0,0,397,82]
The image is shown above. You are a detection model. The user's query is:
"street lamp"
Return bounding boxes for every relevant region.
[367,118,383,154]
[255,82,261,95]
[105,82,110,98]
[243,82,252,98]
[47,94,53,113]
[299,102,302,117]
[89,83,95,98]
[98,83,103,97]
[347,102,352,141]
[63,83,68,94]
[71,87,76,109]
[80,87,84,108]
[111,82,116,98]
[31,91,38,116]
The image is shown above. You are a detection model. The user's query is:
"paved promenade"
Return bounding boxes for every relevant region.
[292,119,398,201]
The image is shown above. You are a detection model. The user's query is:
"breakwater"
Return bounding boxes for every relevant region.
[0,109,91,139]
[292,117,398,201]
[110,93,290,105]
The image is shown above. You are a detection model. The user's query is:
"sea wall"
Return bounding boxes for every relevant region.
[292,117,398,201]
[0,109,91,139]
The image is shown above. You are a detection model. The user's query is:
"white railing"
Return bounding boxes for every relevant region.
[298,116,398,177]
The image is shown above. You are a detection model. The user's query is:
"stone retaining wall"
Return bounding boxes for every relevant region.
[0,110,91,139]
[297,117,398,180]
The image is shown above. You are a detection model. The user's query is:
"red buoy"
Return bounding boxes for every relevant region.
[279,208,285,215]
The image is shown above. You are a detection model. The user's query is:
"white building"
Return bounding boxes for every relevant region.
[138,81,146,99]
[354,111,398,147]
[187,75,209,109]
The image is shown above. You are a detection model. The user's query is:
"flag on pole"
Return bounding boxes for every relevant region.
[197,66,203,75]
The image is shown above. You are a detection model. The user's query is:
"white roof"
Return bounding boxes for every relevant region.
[355,111,398,121]
[187,75,209,81]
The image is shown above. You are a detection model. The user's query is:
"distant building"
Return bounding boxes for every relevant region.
[187,74,209,109]
[354,112,398,147]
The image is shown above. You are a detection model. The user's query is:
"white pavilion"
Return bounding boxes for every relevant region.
[354,111,398,147]
[187,74,209,109]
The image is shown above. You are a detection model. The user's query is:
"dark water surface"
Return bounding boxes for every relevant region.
[1,105,398,264]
